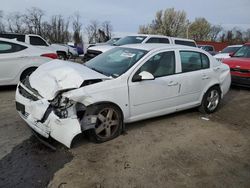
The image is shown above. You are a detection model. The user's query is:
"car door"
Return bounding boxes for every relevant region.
[176,50,210,107]
[0,41,29,85]
[128,50,182,121]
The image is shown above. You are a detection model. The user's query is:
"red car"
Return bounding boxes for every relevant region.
[222,43,250,87]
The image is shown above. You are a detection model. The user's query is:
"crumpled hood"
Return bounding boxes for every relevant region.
[29,60,109,100]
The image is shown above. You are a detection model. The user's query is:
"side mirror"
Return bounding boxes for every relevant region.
[229,52,234,57]
[132,71,155,82]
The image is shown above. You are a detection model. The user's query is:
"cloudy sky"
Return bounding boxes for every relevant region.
[2,0,250,33]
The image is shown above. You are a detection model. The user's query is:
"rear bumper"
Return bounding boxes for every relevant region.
[231,75,250,87]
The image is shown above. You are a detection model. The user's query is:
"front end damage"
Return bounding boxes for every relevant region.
[16,78,99,148]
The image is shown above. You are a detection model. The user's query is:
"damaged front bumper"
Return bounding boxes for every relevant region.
[15,81,96,148]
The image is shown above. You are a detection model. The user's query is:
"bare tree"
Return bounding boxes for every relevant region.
[42,15,70,43]
[244,28,250,41]
[138,24,150,34]
[189,17,211,41]
[209,25,223,41]
[23,7,44,35]
[6,12,26,33]
[101,21,113,41]
[85,20,99,43]
[0,10,5,32]
[72,12,83,45]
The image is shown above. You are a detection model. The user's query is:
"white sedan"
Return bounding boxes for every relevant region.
[0,38,58,86]
[15,44,231,148]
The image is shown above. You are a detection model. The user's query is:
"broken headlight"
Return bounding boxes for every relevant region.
[50,94,74,118]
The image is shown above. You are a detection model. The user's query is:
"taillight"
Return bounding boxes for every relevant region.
[41,53,58,59]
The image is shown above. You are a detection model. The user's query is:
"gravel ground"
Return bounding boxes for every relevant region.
[0,86,249,188]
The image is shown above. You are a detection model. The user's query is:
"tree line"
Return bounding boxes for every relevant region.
[139,8,250,44]
[0,7,113,44]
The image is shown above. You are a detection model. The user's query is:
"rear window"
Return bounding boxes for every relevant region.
[175,40,196,47]
[0,41,27,53]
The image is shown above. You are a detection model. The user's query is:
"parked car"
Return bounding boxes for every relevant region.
[68,43,84,56]
[0,38,57,86]
[16,44,230,148]
[222,43,250,87]
[60,44,78,59]
[214,45,242,61]
[0,33,69,59]
[83,34,197,61]
[198,45,217,56]
[88,37,121,48]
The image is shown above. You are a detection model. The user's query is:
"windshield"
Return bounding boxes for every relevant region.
[221,46,241,53]
[233,45,250,58]
[85,47,148,78]
[113,36,147,46]
[106,38,120,45]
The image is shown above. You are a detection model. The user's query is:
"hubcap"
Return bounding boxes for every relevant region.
[206,90,219,111]
[95,108,119,139]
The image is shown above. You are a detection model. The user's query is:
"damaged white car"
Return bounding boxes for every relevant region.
[16,44,231,148]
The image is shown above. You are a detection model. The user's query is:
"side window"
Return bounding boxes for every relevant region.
[0,41,27,54]
[180,51,210,73]
[201,53,209,69]
[146,38,160,43]
[135,51,175,78]
[175,40,196,47]
[29,36,48,46]
[159,38,170,44]
[146,38,170,44]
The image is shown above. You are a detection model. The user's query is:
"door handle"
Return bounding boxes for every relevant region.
[168,81,178,86]
[213,67,221,71]
[202,75,210,80]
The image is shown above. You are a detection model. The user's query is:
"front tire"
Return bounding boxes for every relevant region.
[86,104,123,143]
[199,86,221,114]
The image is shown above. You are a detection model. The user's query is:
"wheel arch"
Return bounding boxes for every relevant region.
[199,83,222,103]
[56,50,67,59]
[86,101,125,121]
[19,66,38,81]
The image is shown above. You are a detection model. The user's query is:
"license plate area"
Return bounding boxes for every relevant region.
[16,102,25,115]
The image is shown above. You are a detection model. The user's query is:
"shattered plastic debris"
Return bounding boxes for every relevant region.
[201,117,210,121]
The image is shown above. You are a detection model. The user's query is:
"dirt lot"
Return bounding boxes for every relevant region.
[0,86,249,188]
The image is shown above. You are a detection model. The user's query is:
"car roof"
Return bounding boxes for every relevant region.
[121,43,198,51]
[125,34,170,38]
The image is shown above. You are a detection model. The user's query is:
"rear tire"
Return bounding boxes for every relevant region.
[199,86,221,114]
[86,104,123,143]
[57,52,67,60]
